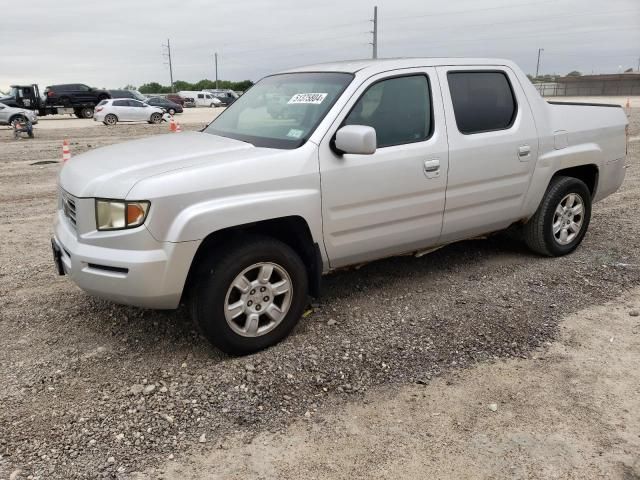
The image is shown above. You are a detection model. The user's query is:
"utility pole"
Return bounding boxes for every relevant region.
[535,48,544,79]
[370,6,378,59]
[163,39,175,92]
[215,52,219,90]
[637,56,640,72]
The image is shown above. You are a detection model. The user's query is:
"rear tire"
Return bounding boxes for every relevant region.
[103,114,117,126]
[190,236,308,355]
[76,107,94,119]
[523,176,592,256]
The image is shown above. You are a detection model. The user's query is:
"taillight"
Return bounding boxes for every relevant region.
[47,90,54,97]
[95,107,103,112]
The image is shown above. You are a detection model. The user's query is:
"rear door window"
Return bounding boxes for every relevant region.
[447,71,517,134]
[344,75,432,148]
[113,100,128,107]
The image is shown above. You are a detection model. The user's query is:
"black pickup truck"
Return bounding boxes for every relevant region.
[0,84,110,119]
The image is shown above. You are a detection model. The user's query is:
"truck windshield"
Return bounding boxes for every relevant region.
[204,72,353,149]
[131,90,147,101]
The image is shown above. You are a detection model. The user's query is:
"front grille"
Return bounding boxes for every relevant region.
[60,190,77,229]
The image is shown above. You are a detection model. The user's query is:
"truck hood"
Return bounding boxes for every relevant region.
[59,131,254,198]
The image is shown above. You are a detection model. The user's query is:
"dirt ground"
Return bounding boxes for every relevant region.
[138,288,640,480]
[0,109,639,480]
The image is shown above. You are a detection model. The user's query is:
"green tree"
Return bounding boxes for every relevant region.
[566,70,582,77]
[139,82,166,94]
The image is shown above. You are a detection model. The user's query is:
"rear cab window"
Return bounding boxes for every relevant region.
[447,71,517,134]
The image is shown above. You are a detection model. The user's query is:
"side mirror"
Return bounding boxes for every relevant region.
[334,125,377,155]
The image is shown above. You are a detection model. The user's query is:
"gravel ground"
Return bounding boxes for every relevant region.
[0,110,639,479]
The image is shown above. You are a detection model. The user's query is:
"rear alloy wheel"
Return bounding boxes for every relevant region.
[190,236,308,355]
[523,176,592,256]
[149,112,163,124]
[103,114,117,126]
[79,107,94,119]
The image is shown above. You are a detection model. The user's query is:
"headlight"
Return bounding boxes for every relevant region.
[96,200,150,231]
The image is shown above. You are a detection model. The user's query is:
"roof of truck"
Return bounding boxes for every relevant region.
[283,57,515,75]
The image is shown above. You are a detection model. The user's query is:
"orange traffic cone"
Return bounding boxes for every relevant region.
[626,98,631,108]
[62,139,71,163]
[169,116,177,132]
[176,122,182,133]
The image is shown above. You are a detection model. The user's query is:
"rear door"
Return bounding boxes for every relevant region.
[319,68,449,268]
[436,66,539,242]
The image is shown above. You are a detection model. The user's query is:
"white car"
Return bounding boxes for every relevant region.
[93,99,164,126]
[0,103,38,127]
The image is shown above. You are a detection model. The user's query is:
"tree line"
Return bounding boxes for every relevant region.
[136,79,254,94]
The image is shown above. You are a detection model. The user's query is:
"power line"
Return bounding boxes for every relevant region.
[383,0,558,22]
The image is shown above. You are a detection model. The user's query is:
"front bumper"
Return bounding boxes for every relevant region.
[53,209,199,309]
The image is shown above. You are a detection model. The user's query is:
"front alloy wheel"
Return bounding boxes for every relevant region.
[224,262,292,337]
[190,236,308,355]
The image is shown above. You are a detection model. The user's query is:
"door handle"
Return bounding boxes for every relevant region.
[423,159,440,178]
[518,145,531,158]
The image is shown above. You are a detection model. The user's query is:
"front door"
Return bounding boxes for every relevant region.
[127,100,148,121]
[436,66,539,242]
[319,68,449,268]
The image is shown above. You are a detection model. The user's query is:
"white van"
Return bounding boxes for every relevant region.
[178,91,221,108]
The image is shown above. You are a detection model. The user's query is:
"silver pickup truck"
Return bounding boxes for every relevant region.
[53,58,628,354]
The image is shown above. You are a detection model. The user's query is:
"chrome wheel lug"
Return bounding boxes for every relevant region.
[255,304,261,311]
[263,296,270,302]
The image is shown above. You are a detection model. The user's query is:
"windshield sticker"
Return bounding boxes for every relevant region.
[288,93,328,105]
[286,129,304,139]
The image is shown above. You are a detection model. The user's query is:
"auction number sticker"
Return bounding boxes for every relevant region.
[288,93,328,105]
[286,129,304,139]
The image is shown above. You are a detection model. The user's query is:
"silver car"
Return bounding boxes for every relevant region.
[0,103,38,127]
[93,99,164,126]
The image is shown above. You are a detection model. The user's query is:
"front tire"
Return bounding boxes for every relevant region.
[168,108,176,116]
[523,176,592,256]
[190,236,309,355]
[149,112,163,124]
[10,115,26,128]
